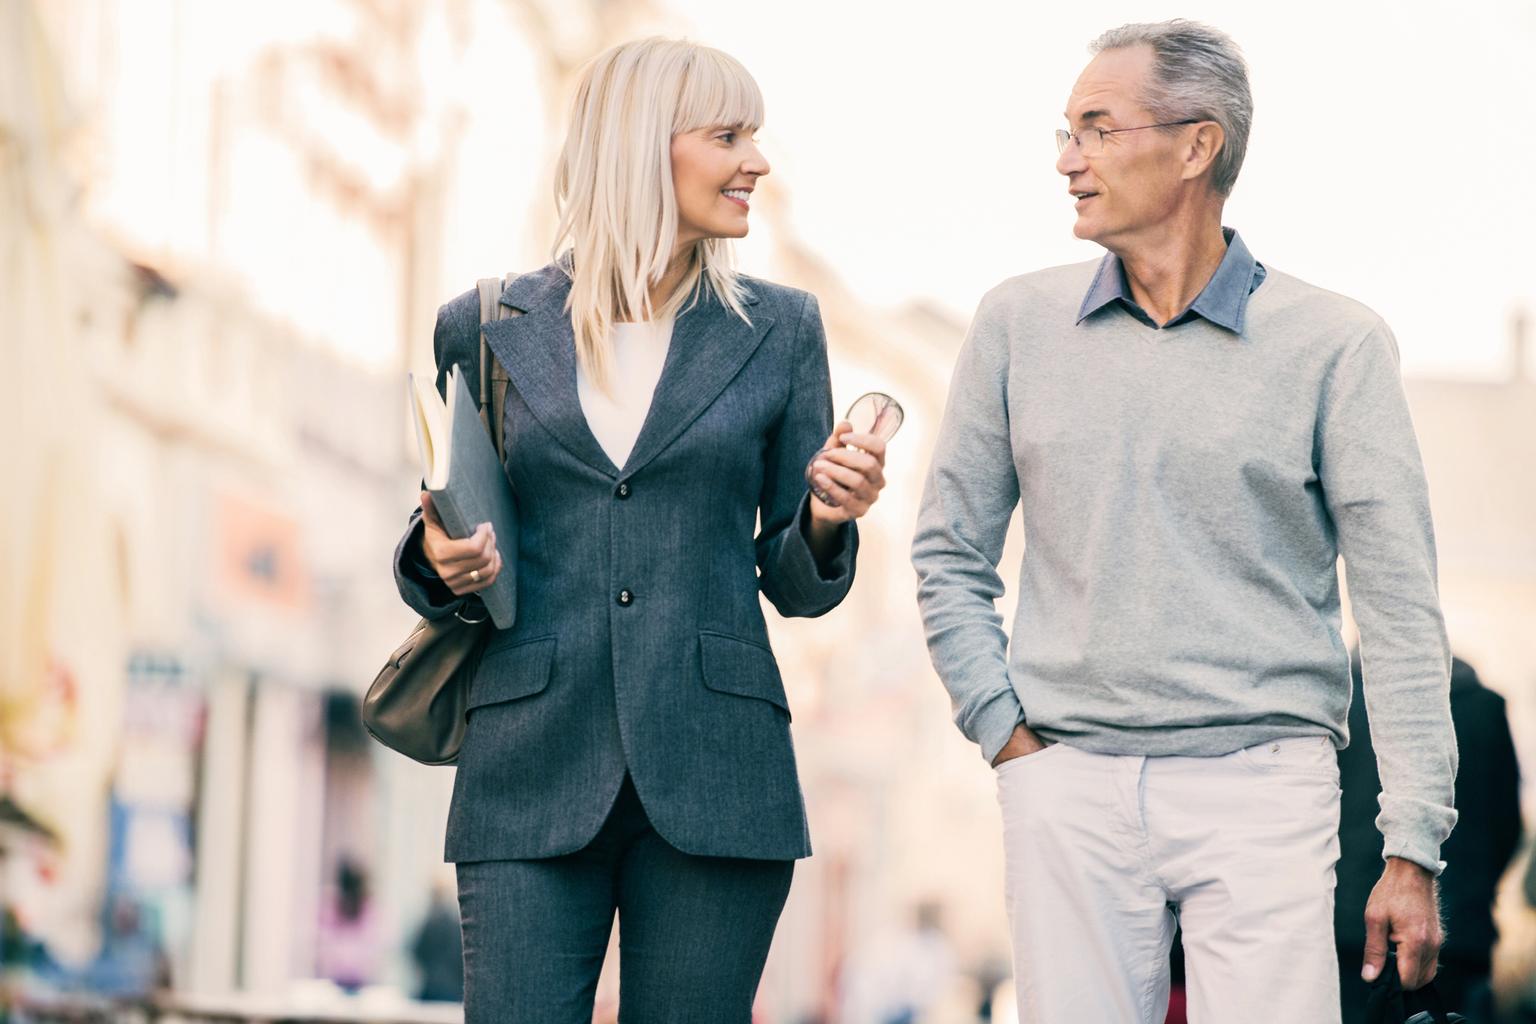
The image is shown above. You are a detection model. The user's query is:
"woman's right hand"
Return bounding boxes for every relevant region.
[419,491,502,596]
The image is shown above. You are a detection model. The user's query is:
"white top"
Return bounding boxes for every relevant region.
[576,317,675,467]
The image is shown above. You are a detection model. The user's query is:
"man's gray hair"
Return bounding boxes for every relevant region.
[1090,20,1253,196]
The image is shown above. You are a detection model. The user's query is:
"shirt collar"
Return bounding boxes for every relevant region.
[1075,227,1266,336]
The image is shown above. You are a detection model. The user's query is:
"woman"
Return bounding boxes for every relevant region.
[390,37,886,1023]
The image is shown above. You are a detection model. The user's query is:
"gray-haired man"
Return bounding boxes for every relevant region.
[911,20,1455,1022]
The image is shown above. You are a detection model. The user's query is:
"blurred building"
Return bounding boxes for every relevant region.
[1404,314,1536,747]
[2,0,464,1002]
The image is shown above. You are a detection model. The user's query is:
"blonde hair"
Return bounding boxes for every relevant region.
[553,38,764,389]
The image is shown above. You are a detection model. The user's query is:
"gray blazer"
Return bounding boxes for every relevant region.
[393,262,858,862]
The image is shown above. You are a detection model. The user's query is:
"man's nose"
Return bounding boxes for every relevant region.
[1056,136,1086,177]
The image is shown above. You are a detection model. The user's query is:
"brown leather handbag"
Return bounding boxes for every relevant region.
[362,274,519,765]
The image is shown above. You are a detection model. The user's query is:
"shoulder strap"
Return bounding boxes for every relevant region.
[475,273,521,460]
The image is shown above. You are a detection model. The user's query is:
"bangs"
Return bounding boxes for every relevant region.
[672,47,764,135]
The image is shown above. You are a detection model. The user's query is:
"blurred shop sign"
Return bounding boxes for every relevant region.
[214,492,310,613]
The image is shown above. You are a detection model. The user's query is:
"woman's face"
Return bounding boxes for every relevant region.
[670,125,770,251]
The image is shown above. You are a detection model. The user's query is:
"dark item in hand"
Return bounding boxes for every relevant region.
[1365,951,1466,1024]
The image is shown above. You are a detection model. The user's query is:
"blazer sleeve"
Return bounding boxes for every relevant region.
[393,292,483,621]
[754,292,859,618]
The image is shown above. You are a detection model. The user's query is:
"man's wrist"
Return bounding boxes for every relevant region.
[1384,856,1435,881]
[990,723,1047,766]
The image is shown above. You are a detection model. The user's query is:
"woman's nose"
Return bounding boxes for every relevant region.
[742,139,770,178]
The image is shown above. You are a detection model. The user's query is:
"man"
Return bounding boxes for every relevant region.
[911,20,1457,1022]
[1336,655,1520,1022]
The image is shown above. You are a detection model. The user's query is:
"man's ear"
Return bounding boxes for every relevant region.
[1181,122,1225,184]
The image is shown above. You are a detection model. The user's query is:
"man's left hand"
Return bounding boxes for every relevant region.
[1361,856,1442,990]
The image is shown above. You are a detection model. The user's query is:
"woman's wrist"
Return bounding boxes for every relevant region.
[804,507,845,566]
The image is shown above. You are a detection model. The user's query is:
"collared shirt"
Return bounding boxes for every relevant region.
[1076,227,1267,334]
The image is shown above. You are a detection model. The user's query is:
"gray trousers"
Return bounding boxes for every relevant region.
[455,775,795,1023]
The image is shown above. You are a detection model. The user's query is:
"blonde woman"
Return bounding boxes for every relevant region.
[391,38,886,1022]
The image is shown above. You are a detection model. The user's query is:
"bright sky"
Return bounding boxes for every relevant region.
[670,0,1536,379]
[72,0,1535,379]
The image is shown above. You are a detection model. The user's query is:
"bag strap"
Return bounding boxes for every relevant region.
[475,272,521,460]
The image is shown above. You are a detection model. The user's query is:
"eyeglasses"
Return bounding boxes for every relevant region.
[1055,119,1201,157]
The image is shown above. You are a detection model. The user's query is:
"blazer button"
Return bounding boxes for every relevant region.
[616,482,631,499]
[617,589,633,607]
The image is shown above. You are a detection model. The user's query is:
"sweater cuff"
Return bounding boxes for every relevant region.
[1377,794,1457,878]
[1381,838,1446,878]
[972,689,1027,765]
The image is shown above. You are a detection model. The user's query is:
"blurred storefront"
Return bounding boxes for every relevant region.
[12,226,453,1001]
[2,0,459,1007]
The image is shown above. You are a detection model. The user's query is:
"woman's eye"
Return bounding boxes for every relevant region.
[717,132,736,144]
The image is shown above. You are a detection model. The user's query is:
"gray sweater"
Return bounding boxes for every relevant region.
[911,258,1458,874]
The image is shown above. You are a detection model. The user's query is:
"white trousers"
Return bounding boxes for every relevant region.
[997,735,1343,1023]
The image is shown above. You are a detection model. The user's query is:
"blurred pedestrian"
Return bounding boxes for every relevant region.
[408,880,463,1003]
[2,905,59,985]
[971,954,1010,1023]
[1166,928,1187,1024]
[80,895,170,997]
[316,858,379,994]
[1337,654,1520,1021]
[912,18,1456,1023]
[879,902,957,1024]
[392,36,885,1024]
[838,901,958,1024]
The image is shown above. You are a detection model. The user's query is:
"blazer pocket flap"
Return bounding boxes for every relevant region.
[467,634,556,710]
[699,631,790,717]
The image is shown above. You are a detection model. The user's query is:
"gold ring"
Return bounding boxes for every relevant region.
[470,568,481,583]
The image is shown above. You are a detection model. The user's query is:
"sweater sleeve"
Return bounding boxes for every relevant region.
[1317,320,1458,874]
[911,290,1025,763]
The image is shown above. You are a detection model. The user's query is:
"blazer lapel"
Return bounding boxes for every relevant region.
[482,267,777,481]
[620,287,775,478]
[482,268,621,479]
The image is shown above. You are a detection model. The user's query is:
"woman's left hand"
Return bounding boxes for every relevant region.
[807,419,887,524]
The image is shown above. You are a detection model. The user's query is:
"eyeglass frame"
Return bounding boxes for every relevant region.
[1055,118,1203,156]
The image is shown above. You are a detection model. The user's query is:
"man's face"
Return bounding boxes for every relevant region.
[1056,45,1192,250]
